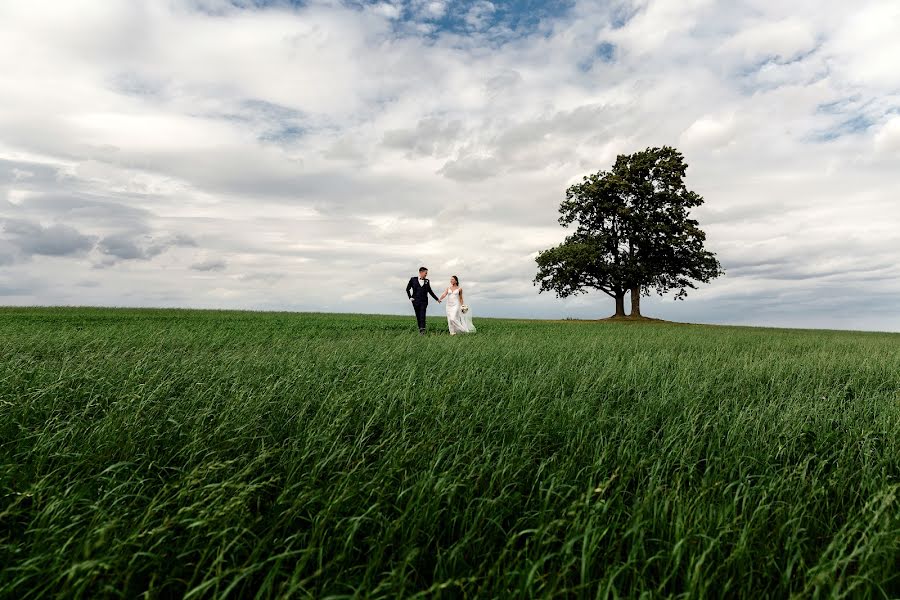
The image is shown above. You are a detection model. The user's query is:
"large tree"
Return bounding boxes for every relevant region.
[533,171,637,317]
[613,147,723,316]
[534,146,722,318]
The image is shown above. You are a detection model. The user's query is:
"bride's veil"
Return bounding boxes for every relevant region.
[461,305,476,333]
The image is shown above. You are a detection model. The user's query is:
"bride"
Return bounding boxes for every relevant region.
[438,276,475,335]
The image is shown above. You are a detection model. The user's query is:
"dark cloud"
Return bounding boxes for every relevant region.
[1,160,157,235]
[0,159,60,185]
[727,259,899,283]
[1,219,96,257]
[97,235,145,260]
[0,281,35,297]
[190,258,227,271]
[0,241,17,266]
[20,193,153,227]
[383,118,464,158]
[238,272,283,284]
[97,232,196,262]
[672,283,900,329]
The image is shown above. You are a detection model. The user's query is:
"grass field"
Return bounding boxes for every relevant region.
[1,307,899,599]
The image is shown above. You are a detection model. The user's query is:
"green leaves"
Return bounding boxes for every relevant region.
[535,238,613,299]
[535,146,723,315]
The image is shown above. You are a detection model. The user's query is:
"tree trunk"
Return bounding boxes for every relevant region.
[630,286,642,318]
[613,293,626,318]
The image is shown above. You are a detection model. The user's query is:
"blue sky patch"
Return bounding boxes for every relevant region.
[816,96,863,115]
[578,41,616,71]
[259,124,306,143]
[594,41,615,63]
[610,3,640,29]
[210,0,576,38]
[812,114,875,143]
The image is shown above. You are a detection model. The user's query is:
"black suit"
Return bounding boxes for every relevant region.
[406,277,440,333]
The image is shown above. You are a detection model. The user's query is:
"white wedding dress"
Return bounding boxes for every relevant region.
[445,287,475,334]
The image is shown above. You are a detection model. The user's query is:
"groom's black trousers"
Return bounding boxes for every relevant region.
[413,301,427,332]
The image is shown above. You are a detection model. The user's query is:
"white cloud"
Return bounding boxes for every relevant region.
[607,0,716,55]
[680,114,738,151]
[371,3,402,20]
[826,2,900,89]
[874,117,900,155]
[464,1,496,30]
[424,1,447,19]
[0,0,899,330]
[718,18,818,63]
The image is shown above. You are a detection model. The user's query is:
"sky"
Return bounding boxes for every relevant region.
[1,0,899,331]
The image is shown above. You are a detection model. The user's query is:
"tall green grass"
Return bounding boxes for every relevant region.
[1,307,899,598]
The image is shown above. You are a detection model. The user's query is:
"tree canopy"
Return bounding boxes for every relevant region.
[534,146,722,318]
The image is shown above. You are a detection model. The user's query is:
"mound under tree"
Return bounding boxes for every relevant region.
[534,146,723,318]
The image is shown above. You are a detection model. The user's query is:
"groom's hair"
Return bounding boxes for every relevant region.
[419,267,428,273]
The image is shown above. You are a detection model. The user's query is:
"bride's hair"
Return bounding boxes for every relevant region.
[451,275,459,286]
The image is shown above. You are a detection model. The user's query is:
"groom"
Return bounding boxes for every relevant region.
[406,267,440,335]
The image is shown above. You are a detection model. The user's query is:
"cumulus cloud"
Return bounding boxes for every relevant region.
[191,258,227,272]
[874,117,900,155]
[438,155,499,181]
[383,117,464,157]
[826,2,900,89]
[371,3,402,20]
[680,114,738,151]
[0,0,898,330]
[97,233,196,263]
[421,1,448,20]
[465,1,497,30]
[718,18,818,63]
[1,219,95,258]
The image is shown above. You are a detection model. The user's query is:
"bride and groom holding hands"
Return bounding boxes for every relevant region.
[406,267,476,336]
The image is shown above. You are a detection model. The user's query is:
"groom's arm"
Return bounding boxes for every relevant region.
[427,283,440,302]
[406,278,414,300]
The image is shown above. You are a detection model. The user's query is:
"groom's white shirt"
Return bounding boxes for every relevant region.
[418,278,425,287]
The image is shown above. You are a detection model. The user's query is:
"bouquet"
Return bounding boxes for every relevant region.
[461,304,469,314]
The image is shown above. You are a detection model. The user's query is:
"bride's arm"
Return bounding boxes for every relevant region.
[459,288,464,305]
[439,288,448,301]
